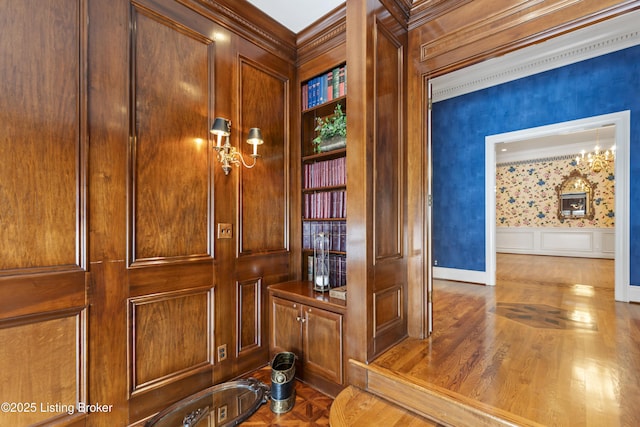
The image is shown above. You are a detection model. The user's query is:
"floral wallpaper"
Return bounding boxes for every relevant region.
[496,155,615,227]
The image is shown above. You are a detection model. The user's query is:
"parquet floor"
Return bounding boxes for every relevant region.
[372,254,640,427]
[242,366,332,426]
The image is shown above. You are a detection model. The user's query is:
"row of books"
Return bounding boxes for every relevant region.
[304,157,346,189]
[303,190,346,219]
[302,220,346,253]
[307,254,347,288]
[302,64,347,110]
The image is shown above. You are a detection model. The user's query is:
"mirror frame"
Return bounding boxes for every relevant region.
[145,378,269,427]
[555,169,597,221]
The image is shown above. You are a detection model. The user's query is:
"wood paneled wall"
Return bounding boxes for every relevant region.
[0,1,88,426]
[345,0,408,371]
[0,0,295,425]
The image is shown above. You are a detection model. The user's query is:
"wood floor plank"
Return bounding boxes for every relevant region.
[370,254,640,427]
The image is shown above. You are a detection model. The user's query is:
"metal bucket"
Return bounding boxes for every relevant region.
[269,352,296,414]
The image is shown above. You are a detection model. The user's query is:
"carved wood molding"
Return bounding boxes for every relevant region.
[296,4,346,66]
[420,0,580,62]
[408,0,472,30]
[180,0,296,63]
[431,8,640,101]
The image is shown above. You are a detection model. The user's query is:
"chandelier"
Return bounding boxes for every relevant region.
[575,129,615,173]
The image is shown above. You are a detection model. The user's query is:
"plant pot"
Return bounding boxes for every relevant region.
[317,136,346,153]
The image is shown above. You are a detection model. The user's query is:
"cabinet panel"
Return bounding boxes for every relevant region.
[270,296,302,356]
[303,306,343,384]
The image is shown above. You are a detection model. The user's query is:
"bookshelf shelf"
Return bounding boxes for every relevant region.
[300,64,347,293]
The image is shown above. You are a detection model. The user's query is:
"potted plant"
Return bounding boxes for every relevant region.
[313,103,346,153]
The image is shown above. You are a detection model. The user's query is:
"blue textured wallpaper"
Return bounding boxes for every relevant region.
[432,44,640,286]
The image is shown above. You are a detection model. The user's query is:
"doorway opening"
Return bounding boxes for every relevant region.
[485,111,630,302]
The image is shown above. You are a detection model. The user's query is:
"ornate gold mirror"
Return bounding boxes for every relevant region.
[555,169,596,220]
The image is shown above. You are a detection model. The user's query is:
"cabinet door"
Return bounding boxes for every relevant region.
[270,296,303,357]
[303,306,343,384]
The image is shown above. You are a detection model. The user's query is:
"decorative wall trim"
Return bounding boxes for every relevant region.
[236,278,262,356]
[497,227,614,259]
[373,285,404,338]
[432,9,640,102]
[185,0,296,62]
[497,153,577,167]
[129,288,213,395]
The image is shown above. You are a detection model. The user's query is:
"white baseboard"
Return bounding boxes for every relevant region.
[433,267,487,285]
[628,285,640,303]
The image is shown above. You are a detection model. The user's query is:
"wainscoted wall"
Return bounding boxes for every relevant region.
[496,156,615,228]
[495,154,615,259]
[497,228,615,259]
[0,0,295,425]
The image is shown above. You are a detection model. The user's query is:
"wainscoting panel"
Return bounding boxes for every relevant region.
[0,0,85,275]
[374,18,404,262]
[0,308,86,426]
[496,227,614,258]
[236,278,262,356]
[238,58,288,256]
[373,285,403,339]
[128,4,214,265]
[129,288,212,394]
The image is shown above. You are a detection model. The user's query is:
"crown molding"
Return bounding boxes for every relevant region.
[182,0,297,63]
[432,9,640,102]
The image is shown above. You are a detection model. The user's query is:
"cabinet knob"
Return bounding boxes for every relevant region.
[296,316,306,323]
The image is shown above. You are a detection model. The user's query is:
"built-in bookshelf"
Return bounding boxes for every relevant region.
[302,64,346,110]
[301,64,347,292]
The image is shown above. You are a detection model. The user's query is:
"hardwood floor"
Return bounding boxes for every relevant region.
[370,254,640,427]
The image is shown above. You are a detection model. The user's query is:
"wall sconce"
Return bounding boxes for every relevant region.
[210,117,264,175]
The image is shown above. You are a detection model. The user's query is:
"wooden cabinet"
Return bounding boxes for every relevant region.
[269,281,345,397]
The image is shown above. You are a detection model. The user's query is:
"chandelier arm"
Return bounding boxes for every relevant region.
[237,151,257,169]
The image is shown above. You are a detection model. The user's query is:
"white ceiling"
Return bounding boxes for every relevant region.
[496,125,616,163]
[246,0,345,33]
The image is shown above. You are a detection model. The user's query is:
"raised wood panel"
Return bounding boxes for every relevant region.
[373,285,403,337]
[237,278,262,355]
[269,296,302,356]
[238,58,289,256]
[0,308,86,426]
[374,18,404,261]
[129,288,212,394]
[0,0,85,274]
[304,306,343,384]
[372,253,408,356]
[129,5,214,265]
